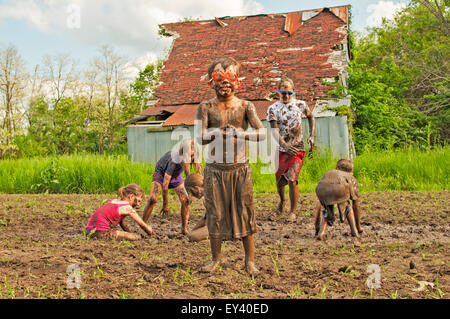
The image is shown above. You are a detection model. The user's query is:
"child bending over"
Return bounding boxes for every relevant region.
[314,159,363,241]
[142,138,202,235]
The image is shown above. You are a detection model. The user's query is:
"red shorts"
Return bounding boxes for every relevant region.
[275,150,306,182]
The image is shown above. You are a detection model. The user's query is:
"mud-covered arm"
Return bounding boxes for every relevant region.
[119,206,154,236]
[239,101,266,141]
[191,214,207,232]
[304,104,316,146]
[195,103,221,145]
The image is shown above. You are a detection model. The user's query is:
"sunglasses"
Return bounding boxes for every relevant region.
[277,90,297,95]
[211,72,239,82]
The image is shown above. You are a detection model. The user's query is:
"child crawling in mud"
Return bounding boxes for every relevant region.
[85,184,154,240]
[314,159,363,241]
[142,138,202,235]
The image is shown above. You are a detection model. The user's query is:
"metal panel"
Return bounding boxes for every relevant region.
[127,116,350,164]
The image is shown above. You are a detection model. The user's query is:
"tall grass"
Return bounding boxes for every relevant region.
[0,154,154,194]
[0,147,448,194]
[353,146,449,192]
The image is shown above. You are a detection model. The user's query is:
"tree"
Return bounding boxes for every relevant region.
[120,60,163,121]
[0,44,28,145]
[349,0,449,151]
[94,45,127,153]
[42,53,78,109]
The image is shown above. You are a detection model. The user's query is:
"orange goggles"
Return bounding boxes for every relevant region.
[211,72,239,82]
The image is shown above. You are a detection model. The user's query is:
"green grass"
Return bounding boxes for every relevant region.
[0,154,154,194]
[0,146,448,194]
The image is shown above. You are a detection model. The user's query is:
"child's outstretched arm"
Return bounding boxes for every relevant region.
[120,207,154,236]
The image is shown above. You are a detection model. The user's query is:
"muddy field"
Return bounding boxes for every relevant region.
[0,191,448,299]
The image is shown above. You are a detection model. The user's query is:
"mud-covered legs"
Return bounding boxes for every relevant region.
[143,182,161,223]
[315,201,361,241]
[201,234,259,275]
[276,176,298,221]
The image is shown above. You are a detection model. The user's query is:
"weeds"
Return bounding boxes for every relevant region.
[173,266,198,286]
[313,279,333,299]
[288,284,306,299]
[272,254,280,277]
[92,255,104,279]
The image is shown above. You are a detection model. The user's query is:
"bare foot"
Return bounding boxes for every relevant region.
[200,260,221,273]
[245,261,260,276]
[286,212,297,222]
[276,201,285,215]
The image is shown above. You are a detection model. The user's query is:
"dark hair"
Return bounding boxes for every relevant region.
[208,57,241,79]
[336,159,353,173]
[118,184,144,200]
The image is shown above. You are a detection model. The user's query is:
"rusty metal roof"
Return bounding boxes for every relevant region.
[152,5,349,109]
[161,100,275,126]
[130,5,350,126]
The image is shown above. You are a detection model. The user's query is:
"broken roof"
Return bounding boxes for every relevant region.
[133,5,350,126]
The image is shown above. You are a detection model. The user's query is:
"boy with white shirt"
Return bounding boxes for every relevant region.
[267,78,315,222]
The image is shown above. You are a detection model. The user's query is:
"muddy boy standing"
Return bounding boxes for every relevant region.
[195,57,266,275]
[267,78,315,222]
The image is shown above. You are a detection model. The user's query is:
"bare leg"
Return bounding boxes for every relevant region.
[345,204,359,238]
[275,176,287,215]
[188,225,209,242]
[287,180,299,222]
[337,203,345,223]
[143,182,161,223]
[201,237,222,273]
[352,200,363,234]
[113,230,141,241]
[243,234,259,275]
[175,184,190,235]
[313,200,322,237]
[317,212,328,241]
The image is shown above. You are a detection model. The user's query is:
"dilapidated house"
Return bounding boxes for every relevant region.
[126,5,354,164]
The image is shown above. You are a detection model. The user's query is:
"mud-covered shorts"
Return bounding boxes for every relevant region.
[275,150,305,183]
[204,162,256,240]
[84,227,117,240]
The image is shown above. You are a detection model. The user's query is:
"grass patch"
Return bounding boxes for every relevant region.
[0,147,448,194]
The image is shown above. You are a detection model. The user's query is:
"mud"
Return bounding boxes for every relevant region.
[0,191,448,299]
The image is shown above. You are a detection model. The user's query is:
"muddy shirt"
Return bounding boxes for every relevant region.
[154,151,184,178]
[315,169,359,206]
[85,201,132,232]
[266,99,309,152]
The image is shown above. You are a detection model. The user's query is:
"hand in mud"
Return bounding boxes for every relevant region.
[160,207,170,216]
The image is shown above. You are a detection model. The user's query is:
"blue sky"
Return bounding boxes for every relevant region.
[0,0,409,74]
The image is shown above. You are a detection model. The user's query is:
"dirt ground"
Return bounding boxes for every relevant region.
[0,191,448,299]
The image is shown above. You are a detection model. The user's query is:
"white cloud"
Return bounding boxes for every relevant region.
[0,0,264,66]
[366,1,407,28]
